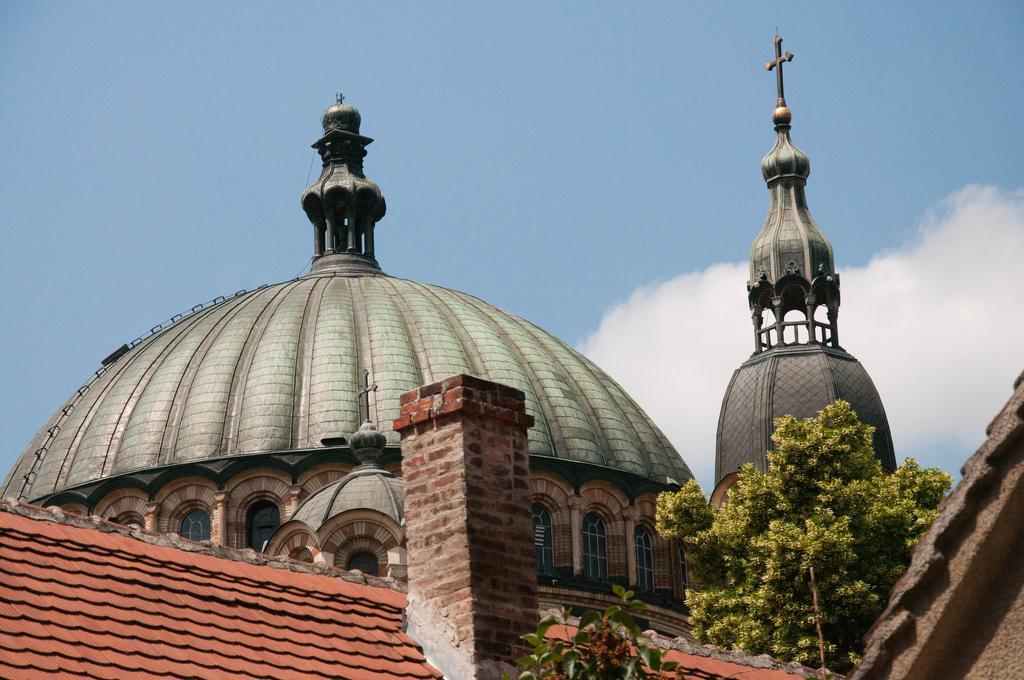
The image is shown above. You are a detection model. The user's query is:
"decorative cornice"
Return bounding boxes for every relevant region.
[33,448,674,514]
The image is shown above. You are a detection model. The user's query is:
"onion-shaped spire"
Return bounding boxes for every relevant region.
[760,37,810,185]
[760,126,810,185]
[747,36,840,353]
[301,95,387,273]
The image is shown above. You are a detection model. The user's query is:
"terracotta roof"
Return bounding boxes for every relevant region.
[851,370,1024,679]
[546,622,823,679]
[0,499,440,680]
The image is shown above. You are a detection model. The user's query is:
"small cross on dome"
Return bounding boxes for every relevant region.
[357,368,378,423]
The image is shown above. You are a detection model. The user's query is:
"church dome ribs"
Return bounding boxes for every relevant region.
[5,272,692,501]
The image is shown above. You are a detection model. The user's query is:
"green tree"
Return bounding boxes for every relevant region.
[656,401,951,673]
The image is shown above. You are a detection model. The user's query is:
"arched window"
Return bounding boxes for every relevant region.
[246,501,280,551]
[179,510,211,542]
[582,512,608,582]
[635,526,655,592]
[346,552,380,576]
[532,503,554,576]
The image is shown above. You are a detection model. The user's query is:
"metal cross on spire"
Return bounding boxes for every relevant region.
[357,368,377,423]
[336,92,345,105]
[764,35,794,108]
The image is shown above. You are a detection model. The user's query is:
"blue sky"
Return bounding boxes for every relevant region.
[1,2,1021,488]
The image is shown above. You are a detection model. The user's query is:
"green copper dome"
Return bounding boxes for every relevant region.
[4,99,692,502]
[5,269,691,500]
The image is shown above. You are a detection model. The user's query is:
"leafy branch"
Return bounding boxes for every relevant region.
[508,585,680,679]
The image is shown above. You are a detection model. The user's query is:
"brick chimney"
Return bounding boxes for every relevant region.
[394,374,538,680]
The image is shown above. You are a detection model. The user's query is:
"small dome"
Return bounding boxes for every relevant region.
[760,126,810,184]
[715,344,895,486]
[292,467,405,529]
[322,103,361,134]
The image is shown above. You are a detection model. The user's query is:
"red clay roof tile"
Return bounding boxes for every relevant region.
[0,500,440,680]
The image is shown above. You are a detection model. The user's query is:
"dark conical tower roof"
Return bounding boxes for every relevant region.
[714,37,895,491]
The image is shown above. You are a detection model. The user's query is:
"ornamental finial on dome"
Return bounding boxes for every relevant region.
[302,96,386,273]
[760,35,810,185]
[349,419,387,467]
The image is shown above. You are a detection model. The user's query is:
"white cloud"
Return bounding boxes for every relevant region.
[579,186,1024,491]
